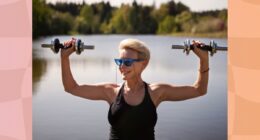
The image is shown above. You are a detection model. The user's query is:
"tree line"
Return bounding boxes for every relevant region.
[33,0,227,39]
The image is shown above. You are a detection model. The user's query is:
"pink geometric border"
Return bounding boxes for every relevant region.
[1,0,260,139]
[229,0,260,139]
[0,0,32,140]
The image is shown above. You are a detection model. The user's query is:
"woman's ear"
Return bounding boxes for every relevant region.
[142,60,149,70]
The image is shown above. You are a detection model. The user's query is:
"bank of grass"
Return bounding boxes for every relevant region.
[35,31,227,39]
[166,31,227,38]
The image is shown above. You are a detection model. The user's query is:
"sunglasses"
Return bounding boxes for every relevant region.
[114,58,143,67]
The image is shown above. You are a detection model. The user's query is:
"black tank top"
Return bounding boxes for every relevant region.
[108,81,157,140]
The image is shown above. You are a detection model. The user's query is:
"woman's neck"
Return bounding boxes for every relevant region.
[124,78,144,92]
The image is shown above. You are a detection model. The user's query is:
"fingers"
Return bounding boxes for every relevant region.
[191,40,207,53]
[63,38,76,48]
[60,38,77,57]
[192,40,205,47]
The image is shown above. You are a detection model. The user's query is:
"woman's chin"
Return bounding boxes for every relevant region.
[121,74,130,80]
[121,75,128,80]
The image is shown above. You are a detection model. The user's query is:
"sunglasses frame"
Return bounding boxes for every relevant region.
[114,58,143,67]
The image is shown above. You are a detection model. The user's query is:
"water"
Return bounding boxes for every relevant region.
[33,35,227,140]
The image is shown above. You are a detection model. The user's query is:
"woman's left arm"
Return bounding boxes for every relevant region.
[192,40,209,95]
[154,41,209,103]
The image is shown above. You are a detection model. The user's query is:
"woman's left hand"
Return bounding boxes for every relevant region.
[192,40,209,61]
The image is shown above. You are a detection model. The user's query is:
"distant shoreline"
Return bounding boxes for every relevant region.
[34,32,227,40]
[167,31,227,38]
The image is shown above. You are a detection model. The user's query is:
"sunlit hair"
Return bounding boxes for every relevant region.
[118,39,150,61]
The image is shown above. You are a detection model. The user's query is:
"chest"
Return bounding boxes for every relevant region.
[112,88,160,108]
[108,93,157,128]
[123,88,145,106]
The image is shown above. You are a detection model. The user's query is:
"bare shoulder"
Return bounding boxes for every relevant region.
[146,82,170,107]
[99,82,122,104]
[88,82,119,103]
[148,82,203,102]
[148,82,171,92]
[97,82,119,90]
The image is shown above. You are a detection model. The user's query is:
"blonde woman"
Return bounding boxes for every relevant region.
[61,38,209,140]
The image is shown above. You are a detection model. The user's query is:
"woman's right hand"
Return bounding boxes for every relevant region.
[60,38,76,58]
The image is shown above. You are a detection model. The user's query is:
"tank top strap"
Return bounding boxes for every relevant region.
[114,83,125,105]
[114,81,153,107]
[143,81,148,95]
[143,81,156,108]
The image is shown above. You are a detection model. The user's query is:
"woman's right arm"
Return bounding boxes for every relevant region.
[60,39,118,104]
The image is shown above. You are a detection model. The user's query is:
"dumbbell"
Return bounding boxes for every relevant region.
[41,38,94,55]
[172,40,227,56]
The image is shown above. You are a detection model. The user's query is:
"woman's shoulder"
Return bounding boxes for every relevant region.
[147,82,176,89]
[146,82,165,91]
[146,82,174,97]
[105,82,124,95]
[96,82,123,104]
[145,82,166,107]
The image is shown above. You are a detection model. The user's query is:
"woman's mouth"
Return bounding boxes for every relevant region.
[121,71,130,75]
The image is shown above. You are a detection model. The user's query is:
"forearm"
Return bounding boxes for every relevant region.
[193,59,209,95]
[61,57,78,92]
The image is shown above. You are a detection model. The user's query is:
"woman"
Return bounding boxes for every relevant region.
[61,38,209,140]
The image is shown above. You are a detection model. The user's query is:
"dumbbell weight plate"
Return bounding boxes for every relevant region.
[52,38,61,53]
[184,40,191,55]
[75,39,82,55]
[209,40,217,56]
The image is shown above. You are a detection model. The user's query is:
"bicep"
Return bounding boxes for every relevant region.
[160,84,202,101]
[67,83,117,103]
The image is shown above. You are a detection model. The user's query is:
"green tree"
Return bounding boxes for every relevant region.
[152,3,169,22]
[193,16,224,33]
[74,17,90,34]
[49,12,74,35]
[33,0,227,37]
[176,2,190,14]
[138,6,157,34]
[33,0,52,38]
[157,16,178,34]
[175,11,193,32]
[108,5,131,34]
[218,9,227,31]
[75,5,94,34]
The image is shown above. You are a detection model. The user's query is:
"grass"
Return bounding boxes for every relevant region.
[166,31,227,38]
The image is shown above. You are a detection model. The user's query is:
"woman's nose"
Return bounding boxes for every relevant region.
[119,64,127,69]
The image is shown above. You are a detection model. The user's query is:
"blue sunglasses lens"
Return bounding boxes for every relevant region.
[124,60,133,66]
[114,59,138,67]
[115,59,122,66]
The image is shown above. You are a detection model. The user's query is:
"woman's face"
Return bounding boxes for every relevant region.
[118,48,147,80]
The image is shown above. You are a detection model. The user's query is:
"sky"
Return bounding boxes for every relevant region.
[46,0,227,12]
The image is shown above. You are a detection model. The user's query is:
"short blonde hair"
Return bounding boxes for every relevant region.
[118,39,150,61]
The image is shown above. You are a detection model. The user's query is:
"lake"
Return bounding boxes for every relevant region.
[33,35,227,140]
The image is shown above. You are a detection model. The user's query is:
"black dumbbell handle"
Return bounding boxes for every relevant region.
[41,44,54,48]
[172,45,228,51]
[41,44,94,49]
[81,45,95,49]
[214,46,228,51]
[41,43,70,49]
